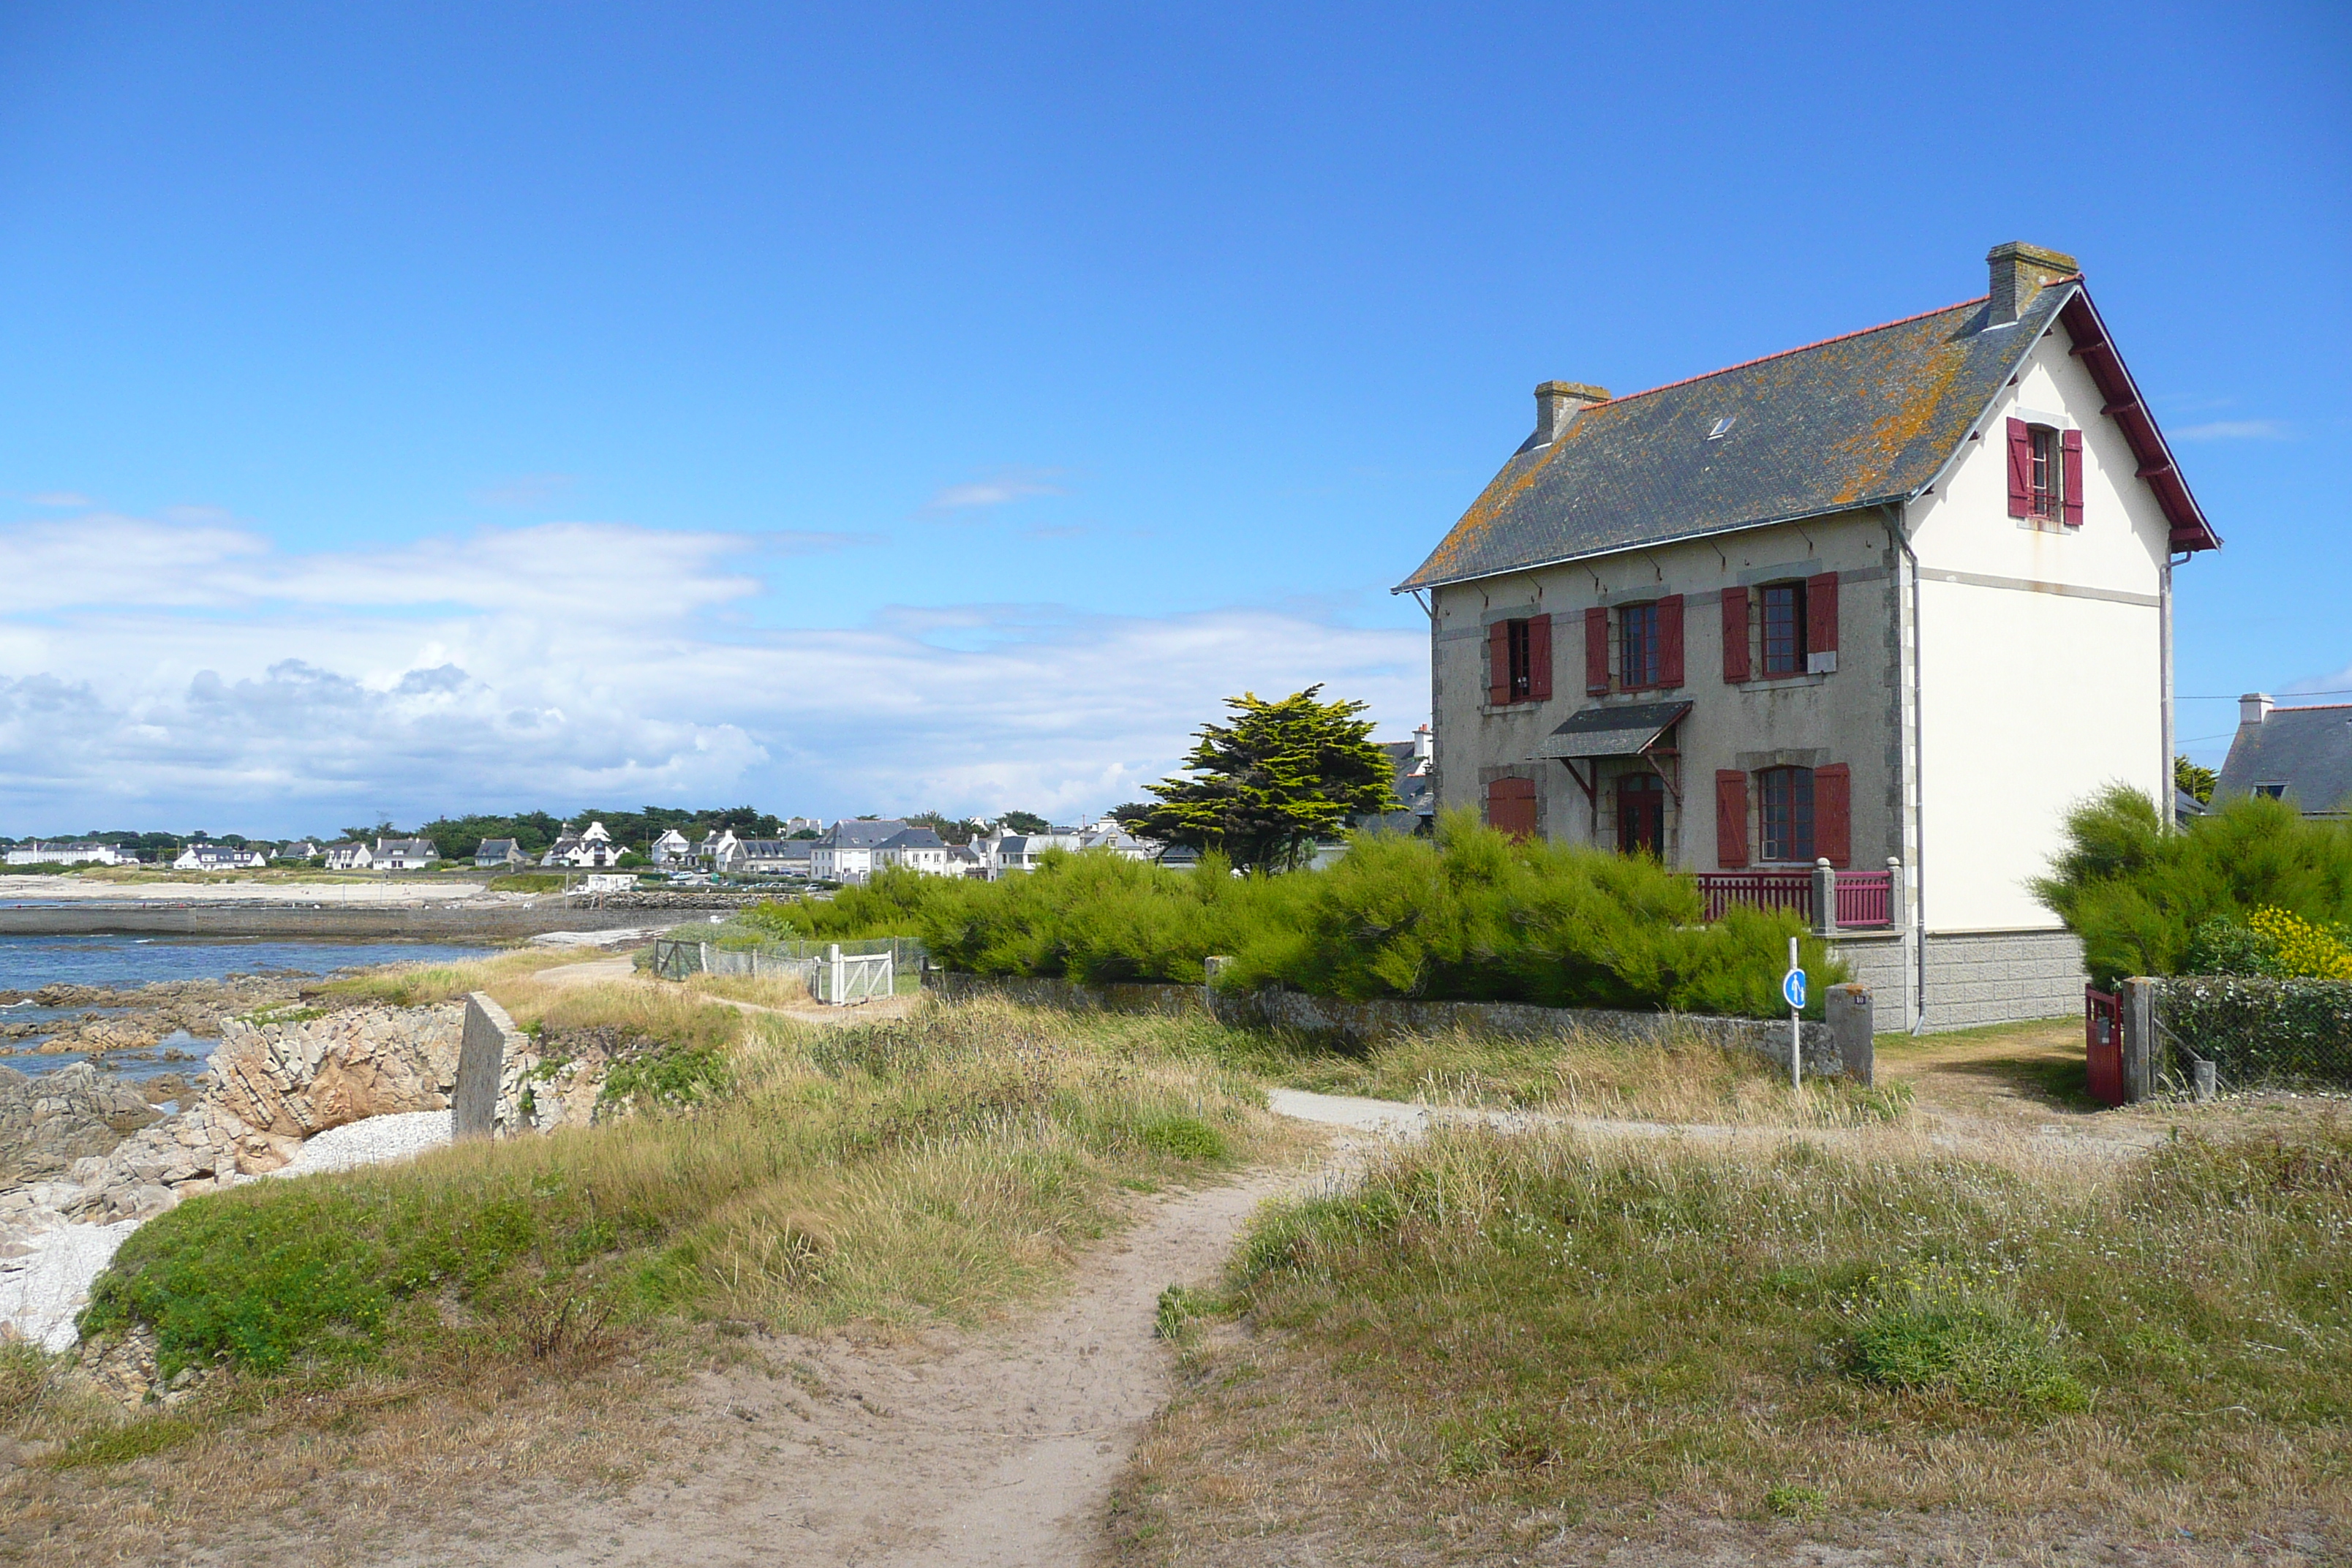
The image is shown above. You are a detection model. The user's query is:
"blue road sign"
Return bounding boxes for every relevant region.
[1782,968,1808,1011]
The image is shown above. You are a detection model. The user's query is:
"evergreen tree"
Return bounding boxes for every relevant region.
[1130,687,1397,872]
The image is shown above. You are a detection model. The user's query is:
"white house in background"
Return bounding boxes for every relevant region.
[1076,821,1153,860]
[173,843,269,872]
[783,816,823,836]
[543,821,623,869]
[874,826,955,876]
[973,823,1084,879]
[474,837,529,869]
[649,828,693,868]
[1401,241,2219,1030]
[274,840,323,862]
[3,840,138,867]
[696,829,744,872]
[810,819,907,885]
[323,841,374,871]
[374,837,441,872]
[738,839,814,877]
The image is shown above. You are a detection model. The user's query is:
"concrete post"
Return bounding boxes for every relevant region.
[2119,976,2155,1104]
[1812,858,1839,935]
[1202,956,1231,1026]
[826,943,844,1006]
[1825,982,1874,1086]
[456,991,519,1139]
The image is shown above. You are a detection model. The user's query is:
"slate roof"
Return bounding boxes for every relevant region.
[824,819,908,849]
[2217,705,2352,817]
[1401,281,2215,591]
[875,828,947,852]
[1539,701,1693,761]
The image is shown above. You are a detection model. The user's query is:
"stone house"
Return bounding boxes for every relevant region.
[1399,243,2220,1030]
[472,837,529,869]
[811,819,908,885]
[2217,694,2352,819]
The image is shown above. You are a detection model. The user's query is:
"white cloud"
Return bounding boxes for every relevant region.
[0,513,1426,832]
[2172,419,2293,442]
[923,467,1068,513]
[25,491,92,508]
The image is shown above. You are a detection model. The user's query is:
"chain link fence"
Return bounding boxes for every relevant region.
[2154,976,2352,1093]
[646,927,927,1002]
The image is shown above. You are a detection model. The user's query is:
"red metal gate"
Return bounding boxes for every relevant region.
[2085,986,2122,1106]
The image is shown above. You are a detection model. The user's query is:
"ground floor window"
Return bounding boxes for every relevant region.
[1485,776,1538,840]
[1758,765,1814,862]
[1616,771,1665,857]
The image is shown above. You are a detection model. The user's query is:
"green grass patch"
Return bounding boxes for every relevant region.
[1207,1117,2352,1521]
[80,998,1277,1380]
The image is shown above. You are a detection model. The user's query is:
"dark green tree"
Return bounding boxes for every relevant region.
[1131,687,1397,872]
[2174,754,2217,806]
[996,810,1051,834]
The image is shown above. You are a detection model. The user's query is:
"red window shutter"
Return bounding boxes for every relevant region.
[2061,428,2084,525]
[1584,606,1610,695]
[1815,764,1851,867]
[1488,622,1510,706]
[1485,776,1537,840]
[1714,770,1749,868]
[1721,588,1750,683]
[1805,572,1839,655]
[1526,613,1553,701]
[1656,595,1684,688]
[2005,418,2032,518]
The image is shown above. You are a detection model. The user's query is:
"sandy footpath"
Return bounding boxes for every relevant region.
[374,1172,1294,1568]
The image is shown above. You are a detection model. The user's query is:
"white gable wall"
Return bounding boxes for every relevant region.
[1903,319,2174,932]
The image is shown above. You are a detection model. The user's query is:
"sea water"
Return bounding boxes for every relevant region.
[0,935,494,1087]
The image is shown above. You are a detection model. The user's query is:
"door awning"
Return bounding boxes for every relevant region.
[1539,701,1692,761]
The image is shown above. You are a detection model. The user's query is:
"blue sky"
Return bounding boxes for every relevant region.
[0,2,2343,835]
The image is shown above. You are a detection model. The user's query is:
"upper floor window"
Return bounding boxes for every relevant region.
[1619,603,1660,689]
[1760,581,1806,676]
[1758,765,1814,862]
[1486,614,1552,706]
[2007,417,2083,526]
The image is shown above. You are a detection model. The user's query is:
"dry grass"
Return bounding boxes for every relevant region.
[309,944,621,1006]
[680,970,810,1009]
[2,995,1281,1562]
[1224,1022,1909,1128]
[1113,1117,2352,1565]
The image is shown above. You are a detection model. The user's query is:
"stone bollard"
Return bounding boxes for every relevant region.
[2193,1058,2218,1102]
[456,991,521,1139]
[1812,859,1839,935]
[1825,982,1874,1086]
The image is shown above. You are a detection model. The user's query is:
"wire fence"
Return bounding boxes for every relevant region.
[647,930,927,1000]
[2153,976,2352,1093]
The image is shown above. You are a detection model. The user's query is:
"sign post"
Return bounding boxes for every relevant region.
[1782,935,1807,1091]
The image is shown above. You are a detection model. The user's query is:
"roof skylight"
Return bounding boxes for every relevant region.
[1706,416,1736,440]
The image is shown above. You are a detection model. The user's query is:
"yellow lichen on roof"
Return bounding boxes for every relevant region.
[1823,324,1973,505]
[1409,413,1592,581]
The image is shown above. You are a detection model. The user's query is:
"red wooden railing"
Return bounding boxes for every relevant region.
[1693,867,1896,929]
[1695,870,1812,922]
[1834,870,1893,928]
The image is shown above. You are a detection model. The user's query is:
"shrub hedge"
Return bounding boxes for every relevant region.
[2033,787,2352,988]
[742,813,1839,1019]
[2159,976,2352,1088]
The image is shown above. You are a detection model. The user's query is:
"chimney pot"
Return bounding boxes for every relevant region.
[2240,692,2274,728]
[1530,380,1610,447]
[1986,241,2079,325]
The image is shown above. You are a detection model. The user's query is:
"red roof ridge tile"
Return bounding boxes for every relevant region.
[1602,295,1991,409]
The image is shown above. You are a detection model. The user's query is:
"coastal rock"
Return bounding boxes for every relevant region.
[0,1064,161,1186]
[208,1003,466,1153]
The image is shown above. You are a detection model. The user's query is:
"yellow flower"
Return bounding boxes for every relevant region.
[2246,907,2352,981]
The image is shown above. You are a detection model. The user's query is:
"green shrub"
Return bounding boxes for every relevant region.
[732,813,1836,1019]
[1843,1262,2087,1411]
[1137,1114,1226,1161]
[2034,787,2352,988]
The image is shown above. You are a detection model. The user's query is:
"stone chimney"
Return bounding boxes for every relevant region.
[2240,692,2274,728]
[1531,380,1610,445]
[1986,241,2079,325]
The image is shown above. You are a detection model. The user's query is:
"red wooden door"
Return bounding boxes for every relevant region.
[1616,772,1665,858]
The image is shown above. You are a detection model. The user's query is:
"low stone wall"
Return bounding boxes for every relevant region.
[924,971,1871,1082]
